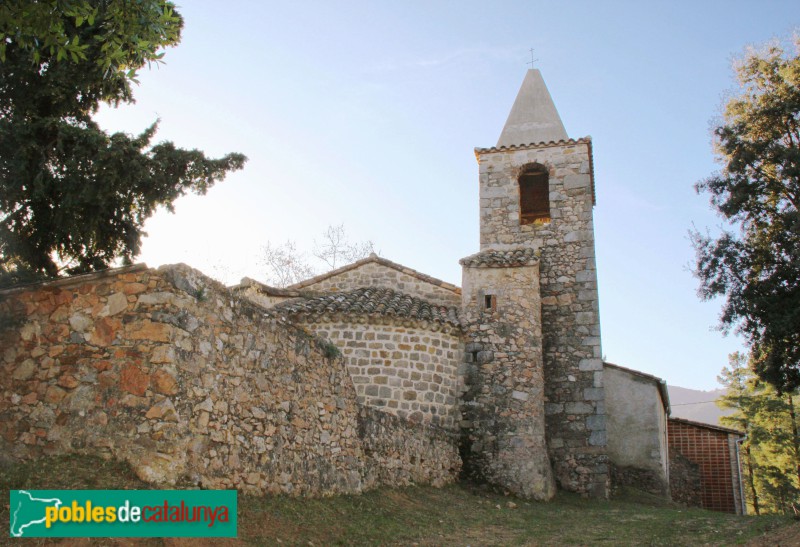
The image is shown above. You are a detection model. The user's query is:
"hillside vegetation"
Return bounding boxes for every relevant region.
[668,385,732,425]
[1,455,796,546]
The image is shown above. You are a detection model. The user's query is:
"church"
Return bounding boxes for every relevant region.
[239,70,618,500]
[2,70,744,510]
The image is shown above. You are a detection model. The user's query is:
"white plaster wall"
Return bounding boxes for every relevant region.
[605,366,668,482]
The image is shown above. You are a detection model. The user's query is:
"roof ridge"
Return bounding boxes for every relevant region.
[475,136,591,154]
[286,254,461,294]
[668,416,744,437]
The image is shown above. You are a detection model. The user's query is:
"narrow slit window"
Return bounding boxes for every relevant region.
[519,165,550,224]
[484,295,496,311]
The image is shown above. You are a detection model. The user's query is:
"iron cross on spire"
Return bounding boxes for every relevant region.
[527,48,539,69]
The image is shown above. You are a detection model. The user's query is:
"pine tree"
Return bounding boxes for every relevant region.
[717,352,800,514]
[693,38,800,391]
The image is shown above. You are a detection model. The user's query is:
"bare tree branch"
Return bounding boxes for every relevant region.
[259,240,316,288]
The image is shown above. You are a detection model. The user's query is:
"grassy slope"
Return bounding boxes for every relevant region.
[0,455,795,546]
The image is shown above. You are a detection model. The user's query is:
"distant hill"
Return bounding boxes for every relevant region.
[667,385,734,426]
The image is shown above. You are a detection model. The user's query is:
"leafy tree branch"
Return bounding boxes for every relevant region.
[0,1,246,286]
[693,38,800,391]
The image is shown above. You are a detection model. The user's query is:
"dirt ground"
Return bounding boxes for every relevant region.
[746,520,800,546]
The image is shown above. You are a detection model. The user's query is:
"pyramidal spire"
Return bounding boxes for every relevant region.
[497,69,568,147]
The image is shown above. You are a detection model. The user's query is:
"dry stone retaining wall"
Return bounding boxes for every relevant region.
[668,447,702,507]
[233,282,300,310]
[359,405,461,488]
[0,264,460,495]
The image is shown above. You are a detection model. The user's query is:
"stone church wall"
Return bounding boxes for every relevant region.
[476,139,609,498]
[294,319,463,430]
[289,260,462,307]
[459,261,556,500]
[0,264,460,495]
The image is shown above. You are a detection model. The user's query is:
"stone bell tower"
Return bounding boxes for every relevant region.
[461,70,609,499]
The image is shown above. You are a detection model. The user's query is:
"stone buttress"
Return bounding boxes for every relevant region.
[459,248,556,500]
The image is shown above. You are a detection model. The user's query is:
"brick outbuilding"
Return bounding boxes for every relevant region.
[667,417,746,514]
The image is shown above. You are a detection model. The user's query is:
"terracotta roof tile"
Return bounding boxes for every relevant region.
[459,247,539,268]
[274,287,461,327]
[474,136,591,154]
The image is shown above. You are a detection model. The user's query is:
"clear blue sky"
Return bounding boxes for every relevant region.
[95,1,799,390]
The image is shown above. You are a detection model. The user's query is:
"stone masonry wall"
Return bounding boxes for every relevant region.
[668,447,702,507]
[359,405,461,488]
[476,140,608,498]
[610,464,670,497]
[289,260,461,308]
[236,285,296,310]
[459,261,556,500]
[0,264,460,495]
[293,319,462,430]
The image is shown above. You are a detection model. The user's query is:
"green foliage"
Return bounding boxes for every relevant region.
[693,38,800,391]
[0,1,246,285]
[717,352,800,515]
[0,0,182,96]
[318,339,341,360]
